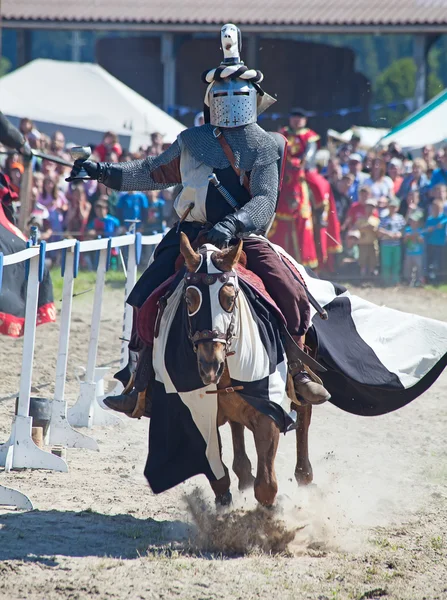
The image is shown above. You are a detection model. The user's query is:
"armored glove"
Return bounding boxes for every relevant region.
[66,160,122,189]
[207,209,256,249]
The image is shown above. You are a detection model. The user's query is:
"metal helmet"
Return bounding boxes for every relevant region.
[209,78,258,128]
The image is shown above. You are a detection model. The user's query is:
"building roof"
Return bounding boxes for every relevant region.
[3,0,447,29]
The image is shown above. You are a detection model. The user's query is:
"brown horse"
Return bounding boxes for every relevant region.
[179,232,313,507]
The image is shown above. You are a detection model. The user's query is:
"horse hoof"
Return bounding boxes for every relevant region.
[215,490,232,507]
[294,469,313,486]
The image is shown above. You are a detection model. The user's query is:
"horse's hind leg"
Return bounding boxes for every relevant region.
[229,421,255,491]
[210,429,232,506]
[295,404,313,485]
[252,416,280,507]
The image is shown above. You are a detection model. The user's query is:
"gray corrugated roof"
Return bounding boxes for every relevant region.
[3,0,447,25]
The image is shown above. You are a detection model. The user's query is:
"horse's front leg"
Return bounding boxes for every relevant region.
[209,427,232,506]
[229,421,255,491]
[251,415,280,507]
[294,404,313,485]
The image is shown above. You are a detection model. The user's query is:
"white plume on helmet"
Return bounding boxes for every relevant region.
[204,23,276,129]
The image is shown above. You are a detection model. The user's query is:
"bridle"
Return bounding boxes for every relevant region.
[183,268,239,353]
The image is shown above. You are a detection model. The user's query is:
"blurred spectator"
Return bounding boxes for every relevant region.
[387,141,404,160]
[362,150,376,175]
[432,183,447,214]
[33,172,44,196]
[342,185,373,233]
[355,198,380,278]
[347,153,368,201]
[339,230,360,276]
[349,133,366,160]
[332,174,354,224]
[423,199,447,283]
[3,152,20,178]
[364,158,394,200]
[116,190,149,228]
[87,196,120,237]
[387,158,403,195]
[148,132,164,157]
[8,162,24,194]
[397,158,430,215]
[404,190,422,221]
[325,158,342,186]
[377,196,390,219]
[422,145,435,165]
[50,131,66,155]
[403,211,425,286]
[94,132,123,162]
[38,175,68,210]
[378,197,406,286]
[65,184,91,238]
[19,118,39,141]
[119,151,133,163]
[429,147,447,192]
[194,112,205,127]
[144,190,166,234]
[337,144,351,175]
[28,186,51,238]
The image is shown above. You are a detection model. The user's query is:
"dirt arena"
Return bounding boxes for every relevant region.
[0,283,446,600]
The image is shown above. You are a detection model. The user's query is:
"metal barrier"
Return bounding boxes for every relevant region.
[0,230,162,509]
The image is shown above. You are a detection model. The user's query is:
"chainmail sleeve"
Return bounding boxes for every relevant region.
[243,161,278,230]
[117,141,182,191]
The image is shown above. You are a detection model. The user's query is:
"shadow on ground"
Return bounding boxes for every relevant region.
[0,509,192,562]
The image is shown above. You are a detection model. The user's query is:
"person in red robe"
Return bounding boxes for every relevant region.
[270,108,341,271]
[268,157,318,268]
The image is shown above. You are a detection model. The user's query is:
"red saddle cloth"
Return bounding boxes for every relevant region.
[137,264,288,347]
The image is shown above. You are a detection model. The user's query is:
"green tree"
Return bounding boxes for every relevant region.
[374,57,444,127]
[0,56,11,78]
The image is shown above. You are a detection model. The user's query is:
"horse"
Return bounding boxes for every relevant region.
[173,232,313,507]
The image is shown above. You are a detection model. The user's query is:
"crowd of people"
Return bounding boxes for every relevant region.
[327,139,447,285]
[1,113,447,285]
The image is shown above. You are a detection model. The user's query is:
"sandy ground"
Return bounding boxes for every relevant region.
[0,283,446,600]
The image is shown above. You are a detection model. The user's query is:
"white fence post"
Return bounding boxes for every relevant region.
[49,245,99,449]
[0,482,33,510]
[68,245,122,428]
[0,245,68,472]
[108,228,139,398]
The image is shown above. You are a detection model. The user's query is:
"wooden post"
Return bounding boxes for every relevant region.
[414,34,428,110]
[161,33,176,114]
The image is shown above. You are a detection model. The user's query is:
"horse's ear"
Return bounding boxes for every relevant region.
[179,232,201,272]
[215,240,243,271]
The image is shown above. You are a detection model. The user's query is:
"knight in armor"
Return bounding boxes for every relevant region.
[68,24,331,412]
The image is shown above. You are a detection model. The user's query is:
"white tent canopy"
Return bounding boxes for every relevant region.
[327,125,390,149]
[0,59,186,151]
[379,89,447,150]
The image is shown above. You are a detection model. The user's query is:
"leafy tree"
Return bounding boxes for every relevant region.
[0,56,11,78]
[374,57,444,127]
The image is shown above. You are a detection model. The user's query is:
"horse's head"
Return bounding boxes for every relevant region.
[180,232,243,386]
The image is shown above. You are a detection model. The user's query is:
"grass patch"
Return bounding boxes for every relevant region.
[50,267,126,301]
[423,284,447,293]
